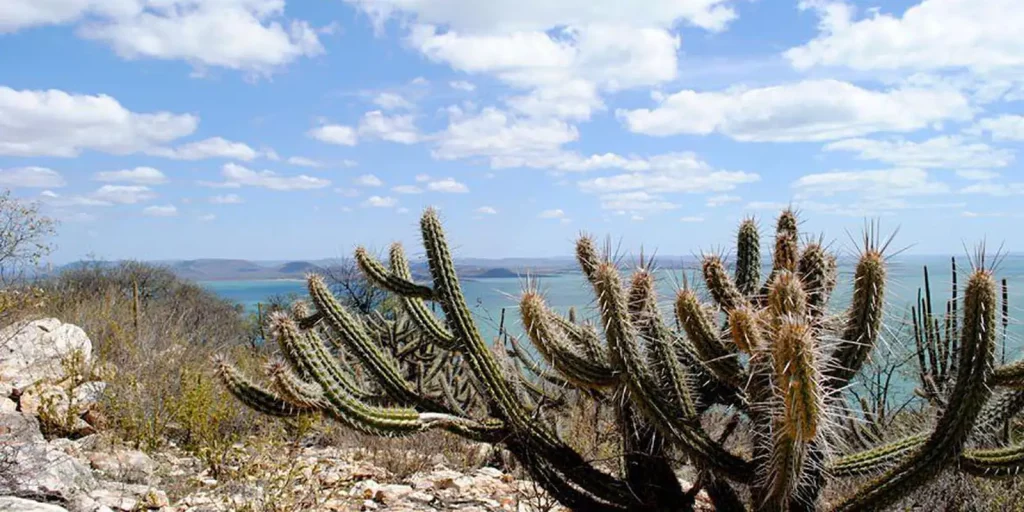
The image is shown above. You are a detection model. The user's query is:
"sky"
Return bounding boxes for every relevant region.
[0,0,1022,264]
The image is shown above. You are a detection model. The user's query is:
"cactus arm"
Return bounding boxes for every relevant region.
[549,313,606,362]
[960,444,1024,478]
[992,360,1024,387]
[826,250,886,388]
[797,243,832,316]
[355,246,436,300]
[834,269,997,512]
[266,360,327,409]
[828,434,928,477]
[419,209,636,505]
[387,243,458,351]
[757,208,800,299]
[213,357,314,417]
[974,390,1024,444]
[308,274,451,412]
[735,217,761,297]
[592,261,753,482]
[676,289,747,388]
[520,292,619,389]
[702,255,748,313]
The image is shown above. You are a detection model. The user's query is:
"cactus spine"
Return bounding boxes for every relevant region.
[215,207,1024,511]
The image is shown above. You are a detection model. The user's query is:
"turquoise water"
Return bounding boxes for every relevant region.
[200,254,1024,363]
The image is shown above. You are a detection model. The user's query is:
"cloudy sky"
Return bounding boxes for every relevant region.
[1,0,1022,263]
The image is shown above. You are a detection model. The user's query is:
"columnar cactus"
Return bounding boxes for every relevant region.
[215,207,1024,511]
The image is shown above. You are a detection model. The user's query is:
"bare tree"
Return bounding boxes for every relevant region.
[319,255,389,315]
[0,190,57,285]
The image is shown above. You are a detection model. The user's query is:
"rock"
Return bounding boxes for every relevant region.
[0,441,97,504]
[406,491,434,504]
[349,480,380,500]
[374,484,412,503]
[87,450,157,483]
[0,497,69,511]
[0,412,44,444]
[475,467,503,478]
[87,489,137,512]
[0,318,92,390]
[0,398,16,413]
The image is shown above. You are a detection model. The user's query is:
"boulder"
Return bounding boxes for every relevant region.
[0,497,69,512]
[86,450,157,484]
[0,412,96,505]
[0,319,92,390]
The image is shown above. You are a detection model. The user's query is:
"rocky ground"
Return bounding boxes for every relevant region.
[0,317,714,512]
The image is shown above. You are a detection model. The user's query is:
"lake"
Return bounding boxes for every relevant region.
[200,254,1024,368]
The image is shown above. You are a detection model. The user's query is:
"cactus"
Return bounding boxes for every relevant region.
[215,207,1024,511]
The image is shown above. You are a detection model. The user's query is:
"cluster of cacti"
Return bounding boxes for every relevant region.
[215,207,1024,511]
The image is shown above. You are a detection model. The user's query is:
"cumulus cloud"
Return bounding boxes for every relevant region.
[426,177,468,193]
[538,209,565,218]
[354,174,383,187]
[93,185,157,204]
[143,204,178,217]
[358,111,419,144]
[476,206,497,214]
[93,167,167,185]
[577,153,759,194]
[822,136,1013,169]
[617,80,972,142]
[209,194,244,204]
[203,163,331,190]
[363,195,397,207]
[373,92,414,110]
[970,115,1024,141]
[0,86,196,157]
[286,156,324,168]
[150,137,259,160]
[308,124,357,146]
[793,168,950,198]
[0,167,67,188]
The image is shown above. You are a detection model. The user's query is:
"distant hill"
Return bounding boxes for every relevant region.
[54,254,710,282]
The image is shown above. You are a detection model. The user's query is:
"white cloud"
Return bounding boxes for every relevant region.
[151,137,259,161]
[577,153,759,194]
[538,209,565,219]
[415,174,431,182]
[0,86,196,157]
[363,195,397,207]
[476,206,497,214]
[335,187,360,197]
[433,107,578,167]
[143,204,178,217]
[617,80,972,142]
[286,156,324,168]
[427,177,468,193]
[822,136,1013,169]
[956,170,1000,181]
[373,92,414,110]
[308,124,357,146]
[449,80,476,91]
[93,167,167,185]
[960,182,1024,196]
[348,0,737,34]
[0,167,66,188]
[786,0,1024,74]
[209,194,243,204]
[505,80,604,121]
[75,0,324,74]
[971,115,1024,141]
[793,168,950,198]
[93,185,157,204]
[205,163,331,190]
[355,174,383,187]
[358,111,419,144]
[598,191,678,212]
[392,185,423,194]
[706,194,741,207]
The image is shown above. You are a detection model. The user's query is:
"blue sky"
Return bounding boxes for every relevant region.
[0,0,1022,263]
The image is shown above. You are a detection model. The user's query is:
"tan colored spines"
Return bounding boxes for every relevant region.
[773,208,799,274]
[767,270,807,322]
[675,288,746,388]
[519,291,618,389]
[829,250,886,387]
[729,306,763,354]
[213,355,312,418]
[735,217,761,297]
[702,254,747,313]
[575,234,600,283]
[266,359,326,410]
